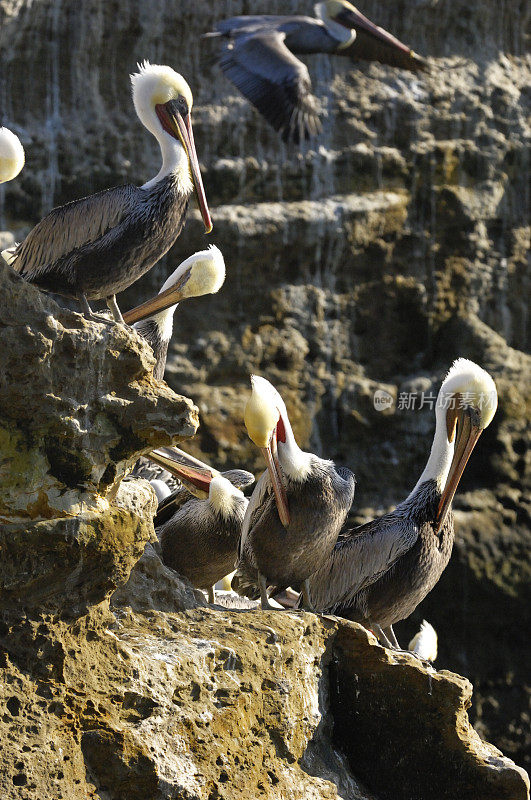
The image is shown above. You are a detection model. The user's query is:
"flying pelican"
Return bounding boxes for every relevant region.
[205,0,427,142]
[0,127,25,183]
[408,620,438,662]
[233,375,355,609]
[148,447,254,603]
[123,244,226,379]
[306,359,498,649]
[2,62,212,322]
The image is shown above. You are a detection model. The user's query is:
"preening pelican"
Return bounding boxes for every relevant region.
[149,447,254,603]
[233,375,355,609]
[123,245,225,379]
[0,127,25,183]
[205,0,427,143]
[3,62,212,322]
[408,620,438,662]
[306,359,497,649]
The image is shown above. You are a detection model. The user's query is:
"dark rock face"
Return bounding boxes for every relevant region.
[0,0,529,781]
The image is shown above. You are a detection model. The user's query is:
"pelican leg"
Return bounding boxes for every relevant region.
[300,579,315,612]
[207,586,215,604]
[106,294,125,324]
[79,294,112,324]
[373,624,395,649]
[384,625,401,649]
[376,624,430,664]
[258,573,275,610]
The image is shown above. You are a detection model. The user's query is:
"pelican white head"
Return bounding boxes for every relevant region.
[0,127,25,183]
[411,358,498,531]
[209,475,247,520]
[131,61,211,231]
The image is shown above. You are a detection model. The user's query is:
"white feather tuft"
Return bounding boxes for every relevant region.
[408,620,438,661]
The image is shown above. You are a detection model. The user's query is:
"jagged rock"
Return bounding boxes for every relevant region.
[0,0,529,775]
[0,263,198,613]
[0,608,528,800]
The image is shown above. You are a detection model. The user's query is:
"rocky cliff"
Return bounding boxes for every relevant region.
[0,0,529,781]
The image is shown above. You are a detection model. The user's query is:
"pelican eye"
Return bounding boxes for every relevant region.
[174,95,190,116]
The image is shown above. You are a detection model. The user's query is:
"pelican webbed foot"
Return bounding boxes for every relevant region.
[79,294,113,324]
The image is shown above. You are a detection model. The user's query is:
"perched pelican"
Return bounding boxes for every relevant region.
[306,359,498,649]
[205,1,427,142]
[408,620,438,662]
[149,447,254,603]
[233,375,355,609]
[2,62,212,322]
[123,245,226,379]
[0,127,25,183]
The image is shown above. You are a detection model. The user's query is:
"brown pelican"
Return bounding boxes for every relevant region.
[205,0,427,142]
[306,359,498,649]
[408,620,437,662]
[233,375,355,609]
[0,127,25,183]
[123,245,225,379]
[148,447,254,603]
[2,62,212,322]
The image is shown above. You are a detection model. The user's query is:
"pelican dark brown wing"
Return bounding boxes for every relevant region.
[12,184,138,281]
[218,29,322,143]
[10,176,189,301]
[307,512,419,614]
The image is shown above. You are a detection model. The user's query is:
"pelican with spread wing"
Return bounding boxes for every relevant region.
[205,1,427,143]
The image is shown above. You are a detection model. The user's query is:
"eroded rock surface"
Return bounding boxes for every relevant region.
[0,608,528,800]
[0,262,198,613]
[0,0,529,779]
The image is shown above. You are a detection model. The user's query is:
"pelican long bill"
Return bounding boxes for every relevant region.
[147,447,217,498]
[123,268,194,324]
[334,3,414,57]
[156,100,212,233]
[261,427,290,528]
[435,405,482,534]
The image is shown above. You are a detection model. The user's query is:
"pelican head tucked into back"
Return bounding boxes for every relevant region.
[3,62,211,322]
[0,127,25,183]
[233,375,355,609]
[146,447,254,604]
[124,245,225,379]
[306,359,497,650]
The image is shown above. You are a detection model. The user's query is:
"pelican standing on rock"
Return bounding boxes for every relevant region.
[123,245,226,379]
[148,447,254,603]
[233,375,355,609]
[2,62,212,322]
[306,359,498,649]
[0,127,25,183]
[205,0,427,142]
